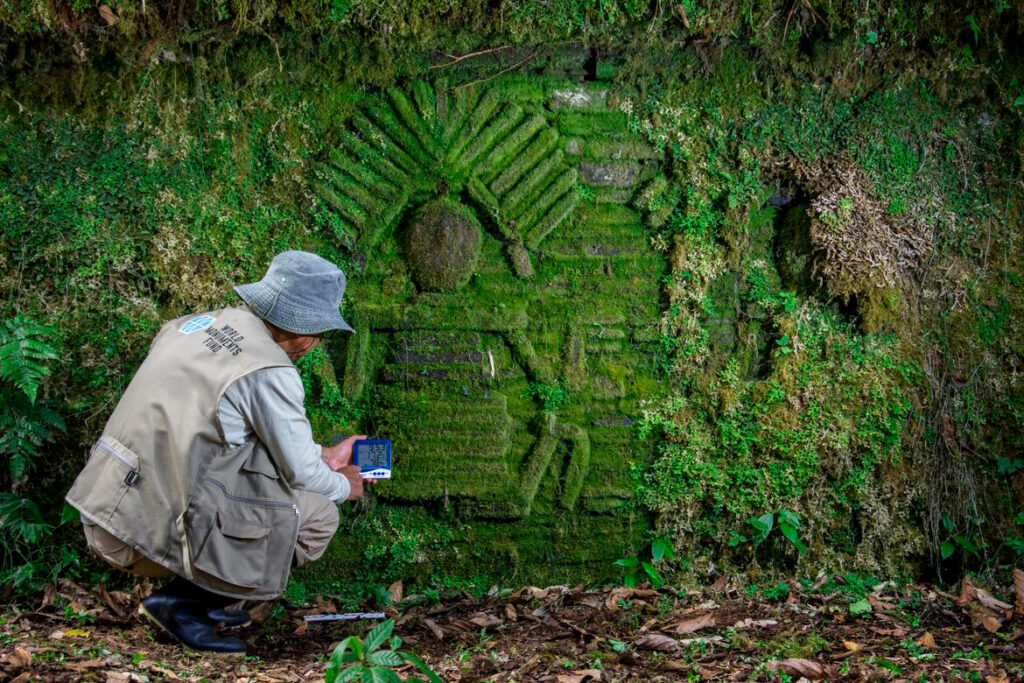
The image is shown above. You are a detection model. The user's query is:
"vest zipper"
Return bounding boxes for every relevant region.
[96,439,135,470]
[205,477,299,515]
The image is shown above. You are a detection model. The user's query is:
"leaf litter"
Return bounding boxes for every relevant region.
[2,575,1024,681]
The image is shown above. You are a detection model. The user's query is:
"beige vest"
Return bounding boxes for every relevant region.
[66,306,300,599]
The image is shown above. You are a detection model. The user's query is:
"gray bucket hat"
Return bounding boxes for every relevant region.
[234,251,355,335]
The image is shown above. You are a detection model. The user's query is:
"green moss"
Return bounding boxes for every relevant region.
[406,198,483,292]
[3,24,1022,595]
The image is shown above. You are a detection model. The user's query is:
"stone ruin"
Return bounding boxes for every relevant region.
[310,74,669,579]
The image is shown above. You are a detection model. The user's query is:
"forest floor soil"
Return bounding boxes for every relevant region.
[2,575,1024,681]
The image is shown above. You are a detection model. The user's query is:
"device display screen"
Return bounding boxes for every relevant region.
[356,442,390,468]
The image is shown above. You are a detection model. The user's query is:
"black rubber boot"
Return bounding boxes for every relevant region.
[207,606,252,628]
[139,579,247,654]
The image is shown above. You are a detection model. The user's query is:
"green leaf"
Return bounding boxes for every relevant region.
[728,532,747,547]
[747,513,774,544]
[362,666,397,683]
[779,523,807,556]
[623,572,637,588]
[651,538,669,563]
[940,540,956,560]
[849,599,872,615]
[941,512,954,533]
[368,650,404,667]
[777,509,800,529]
[328,635,364,672]
[331,666,364,683]
[0,315,59,404]
[614,556,638,569]
[953,535,978,554]
[0,493,53,545]
[640,562,662,589]
[364,619,394,654]
[388,635,402,650]
[608,639,628,653]
[398,651,443,683]
[60,503,80,525]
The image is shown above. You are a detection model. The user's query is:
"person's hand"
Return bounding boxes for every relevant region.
[339,465,375,501]
[340,466,363,500]
[321,434,367,472]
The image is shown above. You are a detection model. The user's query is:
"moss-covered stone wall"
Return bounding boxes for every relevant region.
[2,1,1023,594]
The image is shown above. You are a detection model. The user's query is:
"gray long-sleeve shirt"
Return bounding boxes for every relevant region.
[217,367,351,503]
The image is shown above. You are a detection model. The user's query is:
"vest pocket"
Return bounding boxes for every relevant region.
[66,437,141,525]
[193,510,271,589]
[188,476,297,594]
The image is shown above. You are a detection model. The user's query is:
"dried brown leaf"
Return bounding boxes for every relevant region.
[248,601,274,623]
[505,603,517,621]
[293,618,308,637]
[66,659,104,673]
[1015,569,1024,616]
[556,669,602,683]
[709,575,730,592]
[916,632,936,649]
[635,634,680,653]
[767,658,830,680]
[10,646,32,667]
[423,618,444,640]
[97,4,119,25]
[674,613,715,634]
[867,595,897,612]
[468,612,502,628]
[982,616,1002,633]
[733,618,778,629]
[387,579,403,604]
[975,586,1013,613]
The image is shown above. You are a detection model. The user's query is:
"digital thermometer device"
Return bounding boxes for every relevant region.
[352,438,392,479]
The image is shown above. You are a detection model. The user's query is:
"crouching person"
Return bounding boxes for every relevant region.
[66,251,370,654]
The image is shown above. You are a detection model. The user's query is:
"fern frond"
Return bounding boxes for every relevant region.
[0,314,60,404]
[0,389,65,485]
[0,493,53,545]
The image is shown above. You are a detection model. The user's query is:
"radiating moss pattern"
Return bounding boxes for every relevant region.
[304,76,667,584]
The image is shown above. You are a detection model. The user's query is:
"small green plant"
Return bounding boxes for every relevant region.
[614,537,675,588]
[522,381,570,415]
[0,314,75,592]
[325,619,440,683]
[939,512,981,560]
[736,510,807,556]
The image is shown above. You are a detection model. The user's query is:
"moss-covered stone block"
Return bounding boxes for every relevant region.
[407,198,482,292]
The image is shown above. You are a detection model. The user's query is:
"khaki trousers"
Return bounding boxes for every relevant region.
[83,489,339,580]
